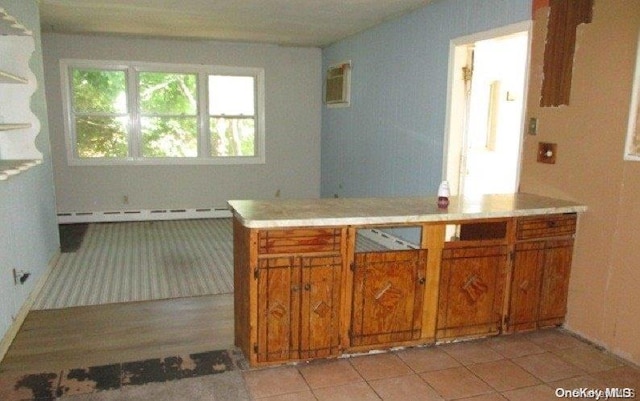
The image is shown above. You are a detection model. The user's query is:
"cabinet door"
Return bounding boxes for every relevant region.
[510,242,545,331]
[256,255,342,363]
[351,250,427,347]
[299,256,342,359]
[509,239,574,332]
[538,239,574,326]
[256,257,298,363]
[437,245,507,339]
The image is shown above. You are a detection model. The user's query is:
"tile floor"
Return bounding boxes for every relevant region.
[242,329,640,401]
[2,328,639,400]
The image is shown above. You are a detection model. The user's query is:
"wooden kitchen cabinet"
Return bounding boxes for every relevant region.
[234,226,345,364]
[350,250,427,348]
[437,244,508,339]
[508,214,576,332]
[230,194,586,367]
[256,255,342,362]
[509,241,544,331]
[537,239,574,325]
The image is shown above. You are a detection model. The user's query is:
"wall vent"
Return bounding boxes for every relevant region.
[325,61,351,107]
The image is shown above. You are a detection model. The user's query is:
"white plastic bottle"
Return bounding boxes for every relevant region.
[437,181,450,209]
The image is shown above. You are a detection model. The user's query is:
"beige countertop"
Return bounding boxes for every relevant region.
[227,193,587,229]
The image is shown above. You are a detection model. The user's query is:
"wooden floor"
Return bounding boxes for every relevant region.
[0,294,233,373]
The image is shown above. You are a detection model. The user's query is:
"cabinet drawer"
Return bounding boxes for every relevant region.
[259,228,342,254]
[517,214,576,240]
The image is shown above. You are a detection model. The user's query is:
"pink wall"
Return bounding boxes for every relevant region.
[520,1,640,364]
[532,0,549,13]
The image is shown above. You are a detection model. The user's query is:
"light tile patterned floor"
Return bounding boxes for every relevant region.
[3,328,638,400]
[243,328,640,401]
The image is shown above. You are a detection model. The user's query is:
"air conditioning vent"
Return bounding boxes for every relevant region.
[325,61,351,107]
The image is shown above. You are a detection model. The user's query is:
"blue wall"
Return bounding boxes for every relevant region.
[321,0,531,199]
[0,0,59,344]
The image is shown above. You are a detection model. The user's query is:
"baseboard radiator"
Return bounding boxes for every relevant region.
[57,207,232,224]
[358,228,419,250]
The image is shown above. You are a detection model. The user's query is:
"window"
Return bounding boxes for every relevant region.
[139,71,198,158]
[61,60,265,165]
[71,68,128,158]
[209,75,256,157]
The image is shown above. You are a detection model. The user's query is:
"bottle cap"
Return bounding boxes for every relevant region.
[437,181,450,197]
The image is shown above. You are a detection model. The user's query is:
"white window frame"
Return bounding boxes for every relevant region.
[60,59,266,166]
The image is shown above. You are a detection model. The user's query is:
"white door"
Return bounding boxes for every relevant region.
[445,24,530,197]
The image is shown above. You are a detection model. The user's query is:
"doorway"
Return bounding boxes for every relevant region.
[444,22,531,197]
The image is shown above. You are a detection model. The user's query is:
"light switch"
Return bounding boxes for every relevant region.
[528,117,538,135]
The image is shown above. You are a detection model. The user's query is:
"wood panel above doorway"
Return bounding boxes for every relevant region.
[540,0,594,107]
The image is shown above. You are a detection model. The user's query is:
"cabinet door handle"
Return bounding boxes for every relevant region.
[419,277,426,285]
[304,283,311,291]
[292,284,300,292]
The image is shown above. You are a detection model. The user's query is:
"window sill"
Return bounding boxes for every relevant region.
[66,155,266,167]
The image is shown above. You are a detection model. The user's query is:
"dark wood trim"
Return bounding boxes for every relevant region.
[540,0,594,107]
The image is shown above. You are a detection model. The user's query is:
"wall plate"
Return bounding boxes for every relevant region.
[537,142,557,164]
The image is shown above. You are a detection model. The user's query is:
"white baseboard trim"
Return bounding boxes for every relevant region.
[0,250,60,362]
[57,207,232,224]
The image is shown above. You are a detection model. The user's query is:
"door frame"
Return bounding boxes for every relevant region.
[442,21,533,196]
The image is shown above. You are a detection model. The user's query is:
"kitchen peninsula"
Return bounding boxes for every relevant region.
[229,193,586,367]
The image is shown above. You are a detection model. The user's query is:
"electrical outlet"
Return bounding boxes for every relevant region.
[13,269,30,285]
[537,142,557,164]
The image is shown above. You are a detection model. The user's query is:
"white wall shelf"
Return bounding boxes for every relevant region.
[0,8,33,36]
[0,70,28,84]
[0,8,41,166]
[0,159,42,181]
[0,123,32,131]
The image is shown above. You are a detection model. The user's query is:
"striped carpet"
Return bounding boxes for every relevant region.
[33,219,233,310]
[34,219,395,310]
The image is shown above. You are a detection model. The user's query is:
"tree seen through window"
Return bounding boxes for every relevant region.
[66,62,262,162]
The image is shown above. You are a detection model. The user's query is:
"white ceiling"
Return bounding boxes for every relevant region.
[38,0,432,47]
